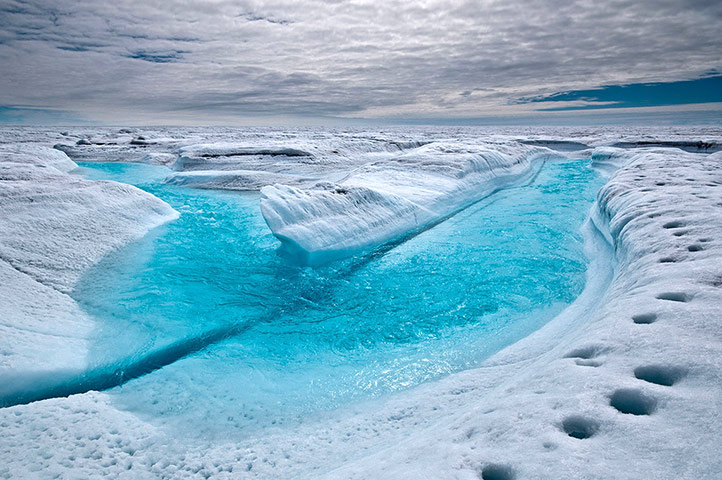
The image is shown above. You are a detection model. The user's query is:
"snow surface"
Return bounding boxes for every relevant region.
[1,126,722,479]
[0,144,178,403]
[164,169,315,190]
[260,141,557,263]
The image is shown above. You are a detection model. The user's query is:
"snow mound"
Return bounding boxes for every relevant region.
[163,169,314,190]
[171,143,316,173]
[0,145,178,393]
[53,130,188,163]
[261,141,556,263]
[0,160,178,293]
[136,152,176,166]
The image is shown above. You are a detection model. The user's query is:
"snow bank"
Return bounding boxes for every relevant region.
[136,152,176,166]
[53,129,188,163]
[0,159,178,293]
[0,145,178,400]
[170,143,315,172]
[177,143,313,158]
[164,138,435,192]
[164,169,314,190]
[589,146,632,175]
[261,141,556,263]
[0,143,77,173]
[611,139,720,153]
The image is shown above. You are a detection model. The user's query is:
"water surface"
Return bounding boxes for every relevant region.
[74,158,602,438]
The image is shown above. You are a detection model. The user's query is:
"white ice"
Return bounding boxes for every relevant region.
[0,144,177,401]
[260,141,557,263]
[1,126,721,479]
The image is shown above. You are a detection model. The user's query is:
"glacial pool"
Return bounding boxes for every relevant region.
[72,157,603,438]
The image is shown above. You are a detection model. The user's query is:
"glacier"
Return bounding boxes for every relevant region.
[0,126,721,479]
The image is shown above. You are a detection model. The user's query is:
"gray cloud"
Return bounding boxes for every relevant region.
[0,0,720,123]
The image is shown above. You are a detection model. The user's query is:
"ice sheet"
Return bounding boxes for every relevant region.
[1,127,721,479]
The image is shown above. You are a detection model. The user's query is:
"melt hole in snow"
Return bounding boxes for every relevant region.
[564,345,605,360]
[609,388,657,415]
[561,416,600,439]
[634,365,687,386]
[480,464,516,480]
[632,313,657,324]
[663,221,685,229]
[656,292,691,302]
[575,359,602,367]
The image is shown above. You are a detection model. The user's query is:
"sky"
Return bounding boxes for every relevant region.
[0,0,721,125]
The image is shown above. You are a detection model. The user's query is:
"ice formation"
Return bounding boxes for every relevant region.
[1,126,721,479]
[260,142,557,263]
[0,144,177,402]
[164,169,314,190]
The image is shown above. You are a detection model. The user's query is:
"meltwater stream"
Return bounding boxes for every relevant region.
[73,158,602,438]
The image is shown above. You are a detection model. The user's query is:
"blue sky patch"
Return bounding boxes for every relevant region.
[0,106,86,125]
[519,75,722,111]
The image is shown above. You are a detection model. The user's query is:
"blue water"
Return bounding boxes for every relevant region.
[73,158,602,438]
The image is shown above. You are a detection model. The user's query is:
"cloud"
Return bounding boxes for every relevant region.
[0,0,720,124]
[126,49,188,63]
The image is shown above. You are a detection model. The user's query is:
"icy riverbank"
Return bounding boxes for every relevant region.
[0,145,178,402]
[1,128,721,479]
[261,142,556,263]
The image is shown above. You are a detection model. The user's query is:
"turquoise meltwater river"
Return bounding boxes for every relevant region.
[73,157,603,438]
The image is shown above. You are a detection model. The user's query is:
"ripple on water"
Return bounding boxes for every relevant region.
[73,158,603,438]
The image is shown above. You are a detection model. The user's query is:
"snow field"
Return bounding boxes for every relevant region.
[0,127,721,479]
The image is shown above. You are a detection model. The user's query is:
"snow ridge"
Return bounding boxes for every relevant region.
[261,141,557,263]
[0,145,178,398]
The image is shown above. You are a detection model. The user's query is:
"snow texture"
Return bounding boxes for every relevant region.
[1,127,721,479]
[164,169,315,191]
[0,144,178,402]
[260,142,556,263]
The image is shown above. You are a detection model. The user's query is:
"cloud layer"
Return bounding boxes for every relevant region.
[1,0,721,123]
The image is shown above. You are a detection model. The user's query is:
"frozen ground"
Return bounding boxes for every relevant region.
[0,126,721,479]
